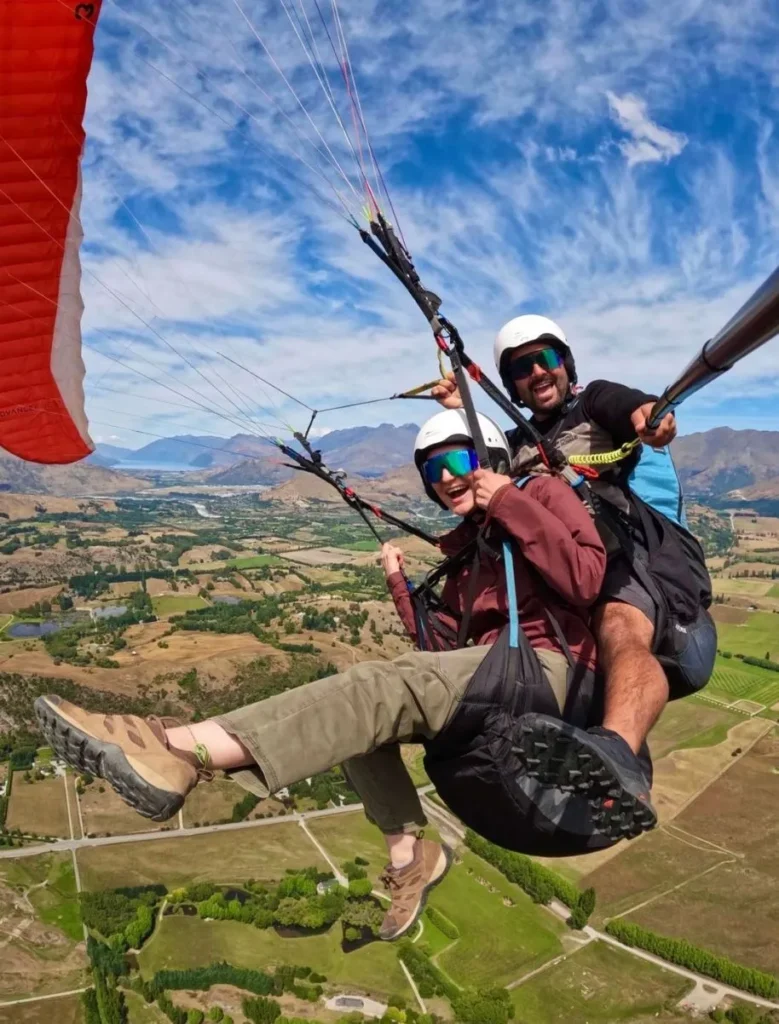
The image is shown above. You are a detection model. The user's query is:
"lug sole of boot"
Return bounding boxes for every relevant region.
[380,844,453,942]
[513,719,656,842]
[34,696,183,823]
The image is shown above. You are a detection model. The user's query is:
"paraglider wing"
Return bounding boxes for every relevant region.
[0,0,101,464]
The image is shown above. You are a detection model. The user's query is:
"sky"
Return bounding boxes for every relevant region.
[77,0,779,452]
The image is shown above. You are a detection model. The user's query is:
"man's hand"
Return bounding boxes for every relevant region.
[473,468,512,510]
[430,371,464,410]
[381,542,405,578]
[631,402,677,448]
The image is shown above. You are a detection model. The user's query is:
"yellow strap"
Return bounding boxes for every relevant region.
[566,438,641,466]
[398,378,442,398]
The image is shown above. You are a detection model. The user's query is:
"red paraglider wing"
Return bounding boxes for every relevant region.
[0,0,101,464]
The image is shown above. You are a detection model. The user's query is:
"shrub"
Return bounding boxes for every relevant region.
[425,905,459,940]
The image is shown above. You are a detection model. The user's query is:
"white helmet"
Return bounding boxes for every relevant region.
[493,314,576,399]
[414,410,510,508]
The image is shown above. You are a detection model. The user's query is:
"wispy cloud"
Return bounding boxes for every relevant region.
[66,0,779,448]
[606,92,687,166]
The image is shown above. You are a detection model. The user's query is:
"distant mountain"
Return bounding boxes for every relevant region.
[314,423,420,476]
[672,428,779,497]
[205,457,293,487]
[93,442,136,463]
[0,453,149,496]
[122,433,275,469]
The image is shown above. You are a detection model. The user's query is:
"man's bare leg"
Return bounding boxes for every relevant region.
[594,601,669,755]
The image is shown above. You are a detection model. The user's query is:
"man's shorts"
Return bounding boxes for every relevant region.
[598,545,657,627]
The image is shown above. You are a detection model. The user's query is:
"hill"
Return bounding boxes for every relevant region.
[204,457,294,487]
[0,453,149,496]
[315,423,419,476]
[672,428,779,497]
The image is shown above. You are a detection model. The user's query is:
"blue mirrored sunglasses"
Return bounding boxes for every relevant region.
[509,346,564,380]
[423,448,479,484]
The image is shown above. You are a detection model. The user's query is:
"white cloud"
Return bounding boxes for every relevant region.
[606,92,688,166]
[44,0,778,450]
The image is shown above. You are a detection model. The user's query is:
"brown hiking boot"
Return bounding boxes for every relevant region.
[378,838,451,941]
[34,695,204,822]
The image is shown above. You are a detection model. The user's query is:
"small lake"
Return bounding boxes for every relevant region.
[92,605,127,620]
[8,621,62,638]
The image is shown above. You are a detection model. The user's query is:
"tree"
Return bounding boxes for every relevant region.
[348,878,373,898]
[187,1012,205,1024]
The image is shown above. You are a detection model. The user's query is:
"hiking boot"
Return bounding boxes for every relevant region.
[378,838,451,941]
[513,715,657,842]
[34,695,203,821]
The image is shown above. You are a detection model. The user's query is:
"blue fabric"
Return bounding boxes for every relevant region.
[627,445,688,530]
[503,540,519,649]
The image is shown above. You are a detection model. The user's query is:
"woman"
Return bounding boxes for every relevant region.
[36,410,605,940]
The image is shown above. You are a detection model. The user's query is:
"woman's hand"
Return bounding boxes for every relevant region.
[381,542,405,578]
[473,469,512,510]
[430,371,463,409]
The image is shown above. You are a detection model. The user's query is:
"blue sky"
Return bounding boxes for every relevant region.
[78,0,779,451]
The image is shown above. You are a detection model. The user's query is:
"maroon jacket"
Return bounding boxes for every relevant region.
[387,475,605,671]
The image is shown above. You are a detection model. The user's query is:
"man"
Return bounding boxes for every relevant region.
[433,314,716,832]
[35,410,607,941]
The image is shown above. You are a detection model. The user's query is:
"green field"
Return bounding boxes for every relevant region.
[431,851,565,988]
[226,554,283,569]
[647,697,741,760]
[510,940,691,1024]
[152,595,209,616]
[137,914,411,999]
[716,611,779,661]
[708,655,779,707]
[78,821,327,890]
[769,583,779,598]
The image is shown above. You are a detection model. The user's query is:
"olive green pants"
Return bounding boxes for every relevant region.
[216,645,569,834]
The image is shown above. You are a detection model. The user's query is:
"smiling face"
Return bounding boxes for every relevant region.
[426,443,478,516]
[509,341,570,417]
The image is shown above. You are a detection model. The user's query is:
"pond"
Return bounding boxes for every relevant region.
[92,605,128,620]
[9,620,63,638]
[212,595,241,605]
[273,921,333,939]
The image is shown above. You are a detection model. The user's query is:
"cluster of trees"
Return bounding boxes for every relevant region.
[157,992,233,1024]
[43,587,156,667]
[710,1006,779,1024]
[605,920,779,998]
[300,605,368,642]
[465,831,587,916]
[80,885,166,948]
[18,595,72,617]
[149,961,320,1000]
[243,996,281,1024]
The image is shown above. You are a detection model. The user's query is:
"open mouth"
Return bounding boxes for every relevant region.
[531,376,556,399]
[445,483,469,502]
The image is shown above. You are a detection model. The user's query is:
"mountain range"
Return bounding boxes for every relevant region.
[4,424,774,500]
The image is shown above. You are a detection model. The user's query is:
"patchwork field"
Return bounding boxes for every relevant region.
[707,655,779,708]
[646,697,743,760]
[6,773,71,838]
[585,730,779,975]
[510,939,691,1024]
[0,853,86,1002]
[78,820,328,890]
